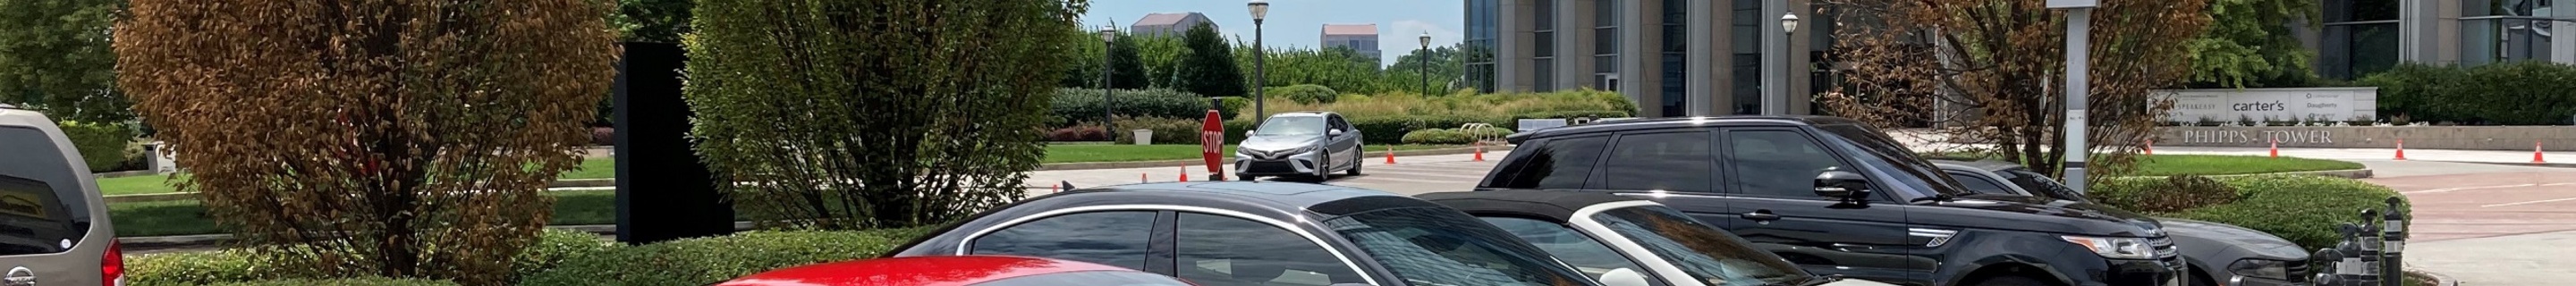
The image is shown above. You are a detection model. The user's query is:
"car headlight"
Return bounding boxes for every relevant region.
[2059,236,2157,259]
[2227,258,2292,281]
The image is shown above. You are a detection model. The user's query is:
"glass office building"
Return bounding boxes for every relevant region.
[1462,0,1832,117]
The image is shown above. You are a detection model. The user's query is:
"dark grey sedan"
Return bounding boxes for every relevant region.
[1929,160,2311,286]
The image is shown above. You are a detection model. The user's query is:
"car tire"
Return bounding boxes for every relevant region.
[1346,146,1364,175]
[1971,275,2054,286]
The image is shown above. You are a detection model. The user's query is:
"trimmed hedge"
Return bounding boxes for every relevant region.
[1401,128,1515,145]
[519,229,915,286]
[127,229,611,286]
[1267,84,1341,104]
[2096,175,2405,249]
[1049,88,1209,127]
[201,278,457,286]
[2091,175,2239,213]
[57,121,135,172]
[2360,62,2576,125]
[1112,115,1206,145]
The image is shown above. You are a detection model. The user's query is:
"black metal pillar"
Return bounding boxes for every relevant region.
[613,42,734,244]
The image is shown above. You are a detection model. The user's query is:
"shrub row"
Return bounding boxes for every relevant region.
[2360,62,2576,125]
[1112,115,1207,145]
[2089,175,2240,213]
[1049,88,1214,127]
[127,229,612,286]
[2094,175,2406,249]
[519,228,920,286]
[1266,84,1340,104]
[201,278,458,286]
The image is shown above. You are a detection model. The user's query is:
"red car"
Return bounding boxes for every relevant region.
[719,255,1199,286]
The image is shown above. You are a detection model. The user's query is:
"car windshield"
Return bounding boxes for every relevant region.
[1324,206,1601,286]
[1256,116,1327,136]
[1590,206,1811,286]
[1814,124,1974,198]
[1998,168,2087,202]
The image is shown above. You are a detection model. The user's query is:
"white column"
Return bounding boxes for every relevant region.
[1620,0,1654,116]
[1684,0,1716,116]
[1787,0,1813,114]
[1759,0,1786,114]
[1558,0,1597,90]
[2556,1,2574,63]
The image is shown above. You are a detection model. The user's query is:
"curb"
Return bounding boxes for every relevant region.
[2108,168,2374,180]
[92,170,159,179]
[1034,145,1516,171]
[551,179,617,188]
[123,223,764,249]
[2435,160,2576,168]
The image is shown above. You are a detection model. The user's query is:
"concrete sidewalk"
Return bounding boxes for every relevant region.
[2151,146,2563,165]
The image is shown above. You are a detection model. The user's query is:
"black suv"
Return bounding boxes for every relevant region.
[1475,115,2182,286]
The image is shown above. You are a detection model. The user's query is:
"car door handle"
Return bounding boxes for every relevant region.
[1740,210,1781,221]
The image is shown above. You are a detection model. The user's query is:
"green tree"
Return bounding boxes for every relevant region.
[1107,32,1149,89]
[1174,22,1246,97]
[116,0,620,284]
[1388,45,1465,94]
[1059,28,1104,88]
[2188,0,2320,88]
[688,0,1083,229]
[610,0,693,43]
[0,0,128,122]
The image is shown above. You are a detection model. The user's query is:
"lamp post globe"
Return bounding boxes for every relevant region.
[1781,13,1800,34]
[1098,26,1116,42]
[1247,0,1269,20]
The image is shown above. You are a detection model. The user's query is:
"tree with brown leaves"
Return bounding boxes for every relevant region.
[1819,0,2205,179]
[114,0,618,283]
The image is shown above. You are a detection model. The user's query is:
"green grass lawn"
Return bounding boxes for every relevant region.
[2131,155,2365,176]
[1042,144,1457,164]
[112,190,620,237]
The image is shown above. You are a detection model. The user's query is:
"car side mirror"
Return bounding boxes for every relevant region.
[1244,130,1257,137]
[1598,268,1651,286]
[1327,129,1344,137]
[1814,170,1872,200]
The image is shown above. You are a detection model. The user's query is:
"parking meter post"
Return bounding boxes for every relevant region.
[2313,248,2346,286]
[2382,198,2409,286]
[2358,209,2384,285]
[2336,223,2377,286]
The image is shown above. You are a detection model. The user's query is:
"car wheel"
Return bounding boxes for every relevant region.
[1346,154,1363,175]
[1313,154,1333,180]
[2187,269,2214,286]
[1239,175,1260,181]
[1971,275,2054,286]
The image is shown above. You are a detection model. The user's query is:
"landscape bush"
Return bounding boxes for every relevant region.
[1401,129,1470,145]
[2089,175,2240,213]
[2361,62,2576,125]
[1044,122,1112,142]
[1050,88,1210,127]
[2098,175,2406,249]
[519,230,908,286]
[589,127,615,147]
[56,120,135,172]
[1267,84,1341,104]
[200,278,458,286]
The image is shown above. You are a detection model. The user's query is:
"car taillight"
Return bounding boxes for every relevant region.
[102,240,124,286]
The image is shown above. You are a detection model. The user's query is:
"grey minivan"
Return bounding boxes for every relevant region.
[1233,112,1363,181]
[0,104,124,286]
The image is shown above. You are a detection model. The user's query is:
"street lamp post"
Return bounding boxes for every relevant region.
[1100,26,1119,142]
[1767,12,1800,115]
[1248,0,1270,123]
[2049,0,2097,193]
[1418,32,1432,97]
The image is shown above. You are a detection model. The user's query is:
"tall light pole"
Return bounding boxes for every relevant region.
[1100,25,1119,141]
[2050,0,2097,193]
[1418,31,1432,96]
[1248,0,1270,123]
[1766,12,1800,115]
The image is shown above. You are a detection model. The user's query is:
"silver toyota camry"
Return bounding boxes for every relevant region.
[1233,112,1362,181]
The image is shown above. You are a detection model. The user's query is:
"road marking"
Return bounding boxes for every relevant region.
[2483,197,2576,207]
[2406,184,2541,194]
[1343,176,1462,184]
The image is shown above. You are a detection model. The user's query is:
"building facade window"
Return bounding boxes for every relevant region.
[2322,0,2400,79]
[1536,0,1557,90]
[1465,0,1497,92]
[1661,0,1688,116]
[1597,0,1621,77]
[2462,0,2554,66]
[1731,0,1762,114]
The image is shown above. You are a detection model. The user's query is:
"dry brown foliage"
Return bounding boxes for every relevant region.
[114,0,618,283]
[1818,0,2204,178]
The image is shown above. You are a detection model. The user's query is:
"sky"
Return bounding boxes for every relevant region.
[1079,0,1463,67]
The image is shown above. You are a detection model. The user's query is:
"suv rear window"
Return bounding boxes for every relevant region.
[1481,136,1609,189]
[0,126,93,255]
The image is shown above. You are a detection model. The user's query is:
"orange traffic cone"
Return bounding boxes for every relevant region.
[1052,184,1060,193]
[1385,146,1397,164]
[1178,164,1190,181]
[1472,142,1487,162]
[2536,140,2548,164]
[1140,172,1148,183]
[2394,139,2407,161]
[2144,139,2154,155]
[2268,138,2279,158]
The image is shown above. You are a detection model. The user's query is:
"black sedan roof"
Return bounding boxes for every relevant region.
[1508,115,1864,143]
[1417,190,1648,223]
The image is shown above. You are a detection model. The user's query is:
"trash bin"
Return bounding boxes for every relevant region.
[1134,130,1153,145]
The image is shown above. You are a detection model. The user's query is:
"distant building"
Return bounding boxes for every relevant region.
[1131,13,1216,37]
[1321,24,1383,63]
